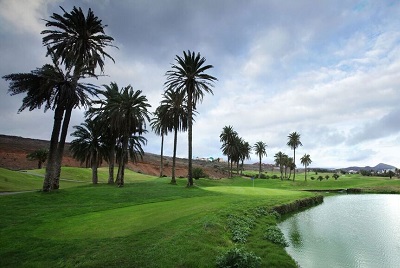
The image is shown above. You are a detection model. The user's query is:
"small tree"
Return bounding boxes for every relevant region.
[26,149,48,169]
[333,173,339,180]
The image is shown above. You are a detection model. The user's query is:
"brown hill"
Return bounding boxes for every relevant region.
[0,134,229,178]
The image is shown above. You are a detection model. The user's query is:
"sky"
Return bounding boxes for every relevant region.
[1,0,400,168]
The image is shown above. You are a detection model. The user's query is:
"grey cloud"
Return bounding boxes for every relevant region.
[347,109,400,145]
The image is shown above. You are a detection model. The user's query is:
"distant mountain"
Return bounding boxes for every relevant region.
[341,163,397,172]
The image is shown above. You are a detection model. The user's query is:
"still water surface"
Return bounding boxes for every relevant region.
[278,194,400,268]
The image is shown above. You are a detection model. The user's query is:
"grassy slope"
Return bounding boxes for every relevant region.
[1,167,400,267]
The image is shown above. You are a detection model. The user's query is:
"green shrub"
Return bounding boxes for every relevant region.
[310,176,315,180]
[268,210,281,220]
[271,174,278,179]
[263,225,288,247]
[333,174,339,180]
[227,214,256,243]
[215,247,261,268]
[193,167,208,180]
[264,175,270,179]
[318,175,324,181]
[259,173,266,179]
[325,175,330,180]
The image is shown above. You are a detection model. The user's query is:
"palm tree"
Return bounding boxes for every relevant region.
[150,108,169,178]
[300,154,312,181]
[287,132,303,181]
[238,140,251,175]
[69,118,106,184]
[41,6,115,191]
[88,82,120,184]
[274,151,286,180]
[220,125,238,178]
[42,6,115,75]
[3,58,98,191]
[287,157,295,180]
[165,50,217,186]
[254,141,267,179]
[104,84,150,186]
[158,88,189,184]
[26,148,48,169]
[3,6,116,191]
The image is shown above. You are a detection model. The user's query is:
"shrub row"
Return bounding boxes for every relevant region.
[272,195,323,215]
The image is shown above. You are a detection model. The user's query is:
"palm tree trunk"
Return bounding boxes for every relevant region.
[187,86,193,187]
[43,106,64,192]
[171,128,178,184]
[92,163,98,184]
[293,148,296,181]
[108,145,115,184]
[117,136,128,187]
[240,160,244,175]
[259,155,262,179]
[53,105,73,190]
[160,133,164,177]
[304,164,307,181]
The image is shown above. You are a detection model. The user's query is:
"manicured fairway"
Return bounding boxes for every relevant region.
[1,167,399,267]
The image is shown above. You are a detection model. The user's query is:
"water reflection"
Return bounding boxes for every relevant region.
[288,217,302,248]
[278,194,400,268]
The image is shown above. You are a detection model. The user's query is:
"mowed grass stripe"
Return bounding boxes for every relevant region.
[33,196,225,239]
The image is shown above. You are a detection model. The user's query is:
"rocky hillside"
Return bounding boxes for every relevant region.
[0,134,231,178]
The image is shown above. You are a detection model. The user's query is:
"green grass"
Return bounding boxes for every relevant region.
[1,167,400,267]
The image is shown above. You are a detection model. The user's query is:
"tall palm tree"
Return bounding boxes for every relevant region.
[287,132,303,181]
[254,141,267,179]
[165,50,217,186]
[69,118,106,184]
[3,58,97,191]
[150,108,169,178]
[41,6,116,191]
[104,84,150,186]
[5,6,116,191]
[26,149,49,169]
[220,125,238,178]
[300,154,312,181]
[158,88,189,184]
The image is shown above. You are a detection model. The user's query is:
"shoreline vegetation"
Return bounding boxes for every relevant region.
[1,166,400,267]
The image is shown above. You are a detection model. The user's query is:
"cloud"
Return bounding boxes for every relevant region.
[2,1,400,168]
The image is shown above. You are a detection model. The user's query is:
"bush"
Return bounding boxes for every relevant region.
[215,247,261,268]
[271,174,278,179]
[264,175,270,179]
[325,175,330,180]
[318,175,324,181]
[263,225,289,247]
[227,214,255,243]
[259,173,266,179]
[333,174,339,180]
[193,167,208,180]
[310,176,315,180]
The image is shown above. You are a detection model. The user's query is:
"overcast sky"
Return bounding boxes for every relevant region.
[1,0,400,168]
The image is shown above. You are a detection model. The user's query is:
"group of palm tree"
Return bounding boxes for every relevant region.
[70,83,150,186]
[3,6,217,190]
[219,125,268,179]
[151,51,217,186]
[219,130,312,181]
[3,6,314,189]
[219,126,252,177]
[3,6,116,191]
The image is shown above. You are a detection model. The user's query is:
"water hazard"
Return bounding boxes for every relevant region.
[278,194,400,268]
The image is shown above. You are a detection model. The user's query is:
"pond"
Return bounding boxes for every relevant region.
[278,194,400,268]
